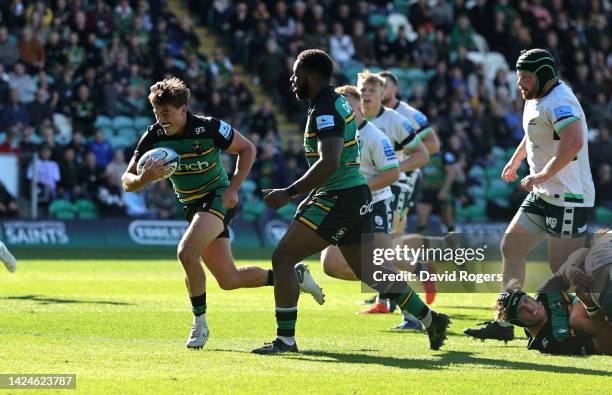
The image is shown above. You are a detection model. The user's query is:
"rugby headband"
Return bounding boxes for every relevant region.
[516,49,558,96]
[497,289,529,327]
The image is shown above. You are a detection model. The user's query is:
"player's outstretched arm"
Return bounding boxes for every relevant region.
[262,137,342,209]
[223,130,256,208]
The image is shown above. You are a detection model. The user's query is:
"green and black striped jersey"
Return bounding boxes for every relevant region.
[132,112,234,203]
[304,85,365,192]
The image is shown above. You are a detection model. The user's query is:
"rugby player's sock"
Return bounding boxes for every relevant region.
[275,306,297,345]
[392,285,432,327]
[402,310,418,321]
[376,294,389,308]
[266,269,274,286]
[418,309,433,328]
[447,225,455,233]
[190,293,206,316]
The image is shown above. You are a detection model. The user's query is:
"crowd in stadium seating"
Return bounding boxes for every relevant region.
[193,0,612,224]
[0,1,610,226]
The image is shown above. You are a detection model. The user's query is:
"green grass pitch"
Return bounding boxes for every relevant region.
[1,259,610,394]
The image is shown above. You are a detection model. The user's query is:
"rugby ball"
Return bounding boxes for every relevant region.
[136,147,179,180]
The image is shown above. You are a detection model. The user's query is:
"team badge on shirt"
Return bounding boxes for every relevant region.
[192,142,203,155]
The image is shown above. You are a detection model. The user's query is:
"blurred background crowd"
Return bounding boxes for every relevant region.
[0,0,610,227]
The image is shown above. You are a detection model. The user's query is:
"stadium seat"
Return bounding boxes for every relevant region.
[117,127,138,141]
[368,13,388,28]
[109,134,134,149]
[75,199,99,219]
[94,115,113,130]
[133,116,154,132]
[49,199,76,219]
[112,115,134,131]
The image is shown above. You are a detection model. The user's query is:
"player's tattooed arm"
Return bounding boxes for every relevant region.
[263,137,342,209]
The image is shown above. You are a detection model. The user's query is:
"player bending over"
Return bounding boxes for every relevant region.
[122,78,323,349]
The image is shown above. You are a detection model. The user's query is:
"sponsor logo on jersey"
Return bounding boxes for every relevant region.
[316,115,335,130]
[382,139,396,159]
[195,127,205,135]
[553,105,573,121]
[359,201,374,215]
[332,227,348,242]
[219,120,232,139]
[545,216,558,228]
[375,215,383,226]
[177,160,210,172]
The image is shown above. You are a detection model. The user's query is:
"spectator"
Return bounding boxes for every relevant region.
[105,150,128,186]
[256,39,285,92]
[249,101,277,138]
[26,88,54,129]
[352,20,375,66]
[9,63,37,103]
[79,152,104,199]
[89,129,114,168]
[0,131,21,155]
[97,172,126,217]
[18,26,44,70]
[57,147,82,200]
[66,131,88,165]
[329,23,355,67]
[146,179,178,219]
[0,26,20,68]
[0,180,18,218]
[1,89,29,128]
[70,85,96,135]
[27,145,60,199]
[209,47,233,82]
[449,14,477,52]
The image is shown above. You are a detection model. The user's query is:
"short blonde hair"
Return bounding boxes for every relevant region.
[357,69,385,90]
[335,85,360,101]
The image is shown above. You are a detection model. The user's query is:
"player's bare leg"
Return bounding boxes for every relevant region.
[500,213,546,286]
[548,236,585,273]
[253,221,330,354]
[321,245,358,281]
[203,238,270,289]
[178,211,223,349]
[338,243,450,350]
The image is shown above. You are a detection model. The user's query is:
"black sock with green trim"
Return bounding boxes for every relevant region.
[275,306,297,344]
[266,269,274,286]
[190,293,206,316]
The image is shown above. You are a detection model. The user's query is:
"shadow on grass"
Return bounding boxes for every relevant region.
[1,294,132,306]
[287,350,612,376]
